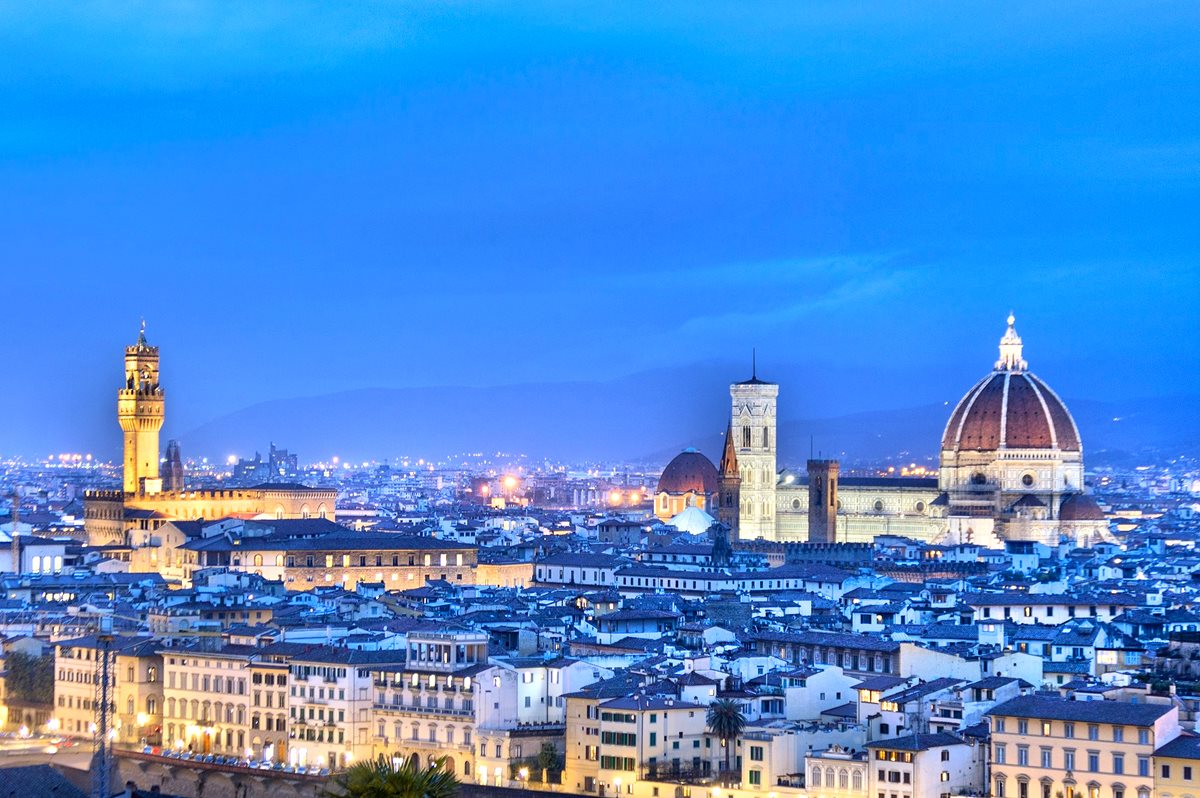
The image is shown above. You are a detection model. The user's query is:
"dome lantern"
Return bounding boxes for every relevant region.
[995,312,1027,372]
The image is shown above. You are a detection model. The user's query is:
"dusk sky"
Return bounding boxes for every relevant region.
[4,3,1199,456]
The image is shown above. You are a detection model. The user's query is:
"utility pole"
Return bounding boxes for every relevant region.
[92,614,115,798]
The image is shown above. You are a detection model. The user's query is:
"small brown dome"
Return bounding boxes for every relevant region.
[657,449,719,495]
[1059,493,1106,521]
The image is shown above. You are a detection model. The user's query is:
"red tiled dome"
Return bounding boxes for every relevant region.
[657,449,719,495]
[942,372,1081,453]
[1059,493,1106,521]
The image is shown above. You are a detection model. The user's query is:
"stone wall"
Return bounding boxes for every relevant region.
[114,752,591,798]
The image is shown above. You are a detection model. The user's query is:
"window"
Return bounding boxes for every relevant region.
[748,771,760,786]
[1138,729,1149,745]
[994,745,1006,765]
[1018,720,1028,735]
[1186,765,1194,780]
[1064,722,1075,739]
[1088,724,1099,741]
[1161,765,1171,779]
[1138,757,1149,777]
[1088,752,1099,772]
[1112,727,1124,743]
[1113,754,1124,775]
[940,772,949,782]
[750,746,763,762]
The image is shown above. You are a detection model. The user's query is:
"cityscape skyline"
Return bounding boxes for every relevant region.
[7,314,1197,467]
[2,6,1200,798]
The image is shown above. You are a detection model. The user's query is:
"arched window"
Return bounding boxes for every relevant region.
[811,768,821,787]
[742,426,751,448]
[275,505,285,520]
[852,770,863,790]
[275,554,284,567]
[147,697,157,714]
[53,556,63,573]
[300,505,311,519]
[839,769,849,788]
[253,554,263,567]
[127,696,135,715]
[317,504,328,519]
[762,426,769,449]
[825,767,835,787]
[30,556,41,573]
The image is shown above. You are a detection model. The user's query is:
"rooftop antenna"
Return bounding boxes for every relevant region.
[752,348,757,380]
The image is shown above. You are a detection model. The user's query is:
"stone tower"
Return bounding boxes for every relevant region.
[118,322,164,494]
[164,439,185,493]
[717,420,741,535]
[807,459,839,543]
[730,366,778,540]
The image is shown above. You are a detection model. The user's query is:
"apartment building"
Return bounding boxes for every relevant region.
[366,631,492,780]
[1154,733,1200,796]
[866,733,981,798]
[807,744,868,798]
[593,694,713,795]
[54,635,162,746]
[161,644,255,756]
[269,643,405,770]
[987,696,1179,798]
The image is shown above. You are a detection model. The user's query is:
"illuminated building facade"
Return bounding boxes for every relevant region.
[719,316,1109,547]
[83,326,337,546]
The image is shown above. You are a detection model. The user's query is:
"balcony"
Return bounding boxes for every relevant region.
[372,703,473,719]
[640,765,739,786]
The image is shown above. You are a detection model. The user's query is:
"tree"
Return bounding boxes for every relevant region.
[705,698,746,774]
[537,742,562,783]
[3,652,54,705]
[326,756,460,798]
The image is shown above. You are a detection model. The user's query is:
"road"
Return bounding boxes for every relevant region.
[0,738,96,770]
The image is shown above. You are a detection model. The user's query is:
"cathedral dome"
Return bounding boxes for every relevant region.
[941,315,1081,453]
[657,449,719,495]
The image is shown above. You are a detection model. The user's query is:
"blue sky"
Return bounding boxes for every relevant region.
[3,2,1198,454]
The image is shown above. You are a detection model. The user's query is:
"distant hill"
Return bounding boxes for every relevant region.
[180,370,1200,467]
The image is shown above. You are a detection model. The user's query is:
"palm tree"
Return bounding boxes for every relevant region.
[326,755,460,798]
[706,698,746,775]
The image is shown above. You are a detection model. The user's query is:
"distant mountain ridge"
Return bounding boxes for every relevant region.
[180,376,1199,467]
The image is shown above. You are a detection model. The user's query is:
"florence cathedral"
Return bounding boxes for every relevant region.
[654,315,1112,548]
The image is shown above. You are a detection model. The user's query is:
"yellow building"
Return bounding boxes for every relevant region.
[84,326,337,547]
[160,645,289,761]
[1154,734,1200,798]
[987,695,1176,798]
[53,635,163,745]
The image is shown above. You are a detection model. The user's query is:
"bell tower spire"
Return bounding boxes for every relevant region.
[995,312,1027,372]
[118,322,165,494]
